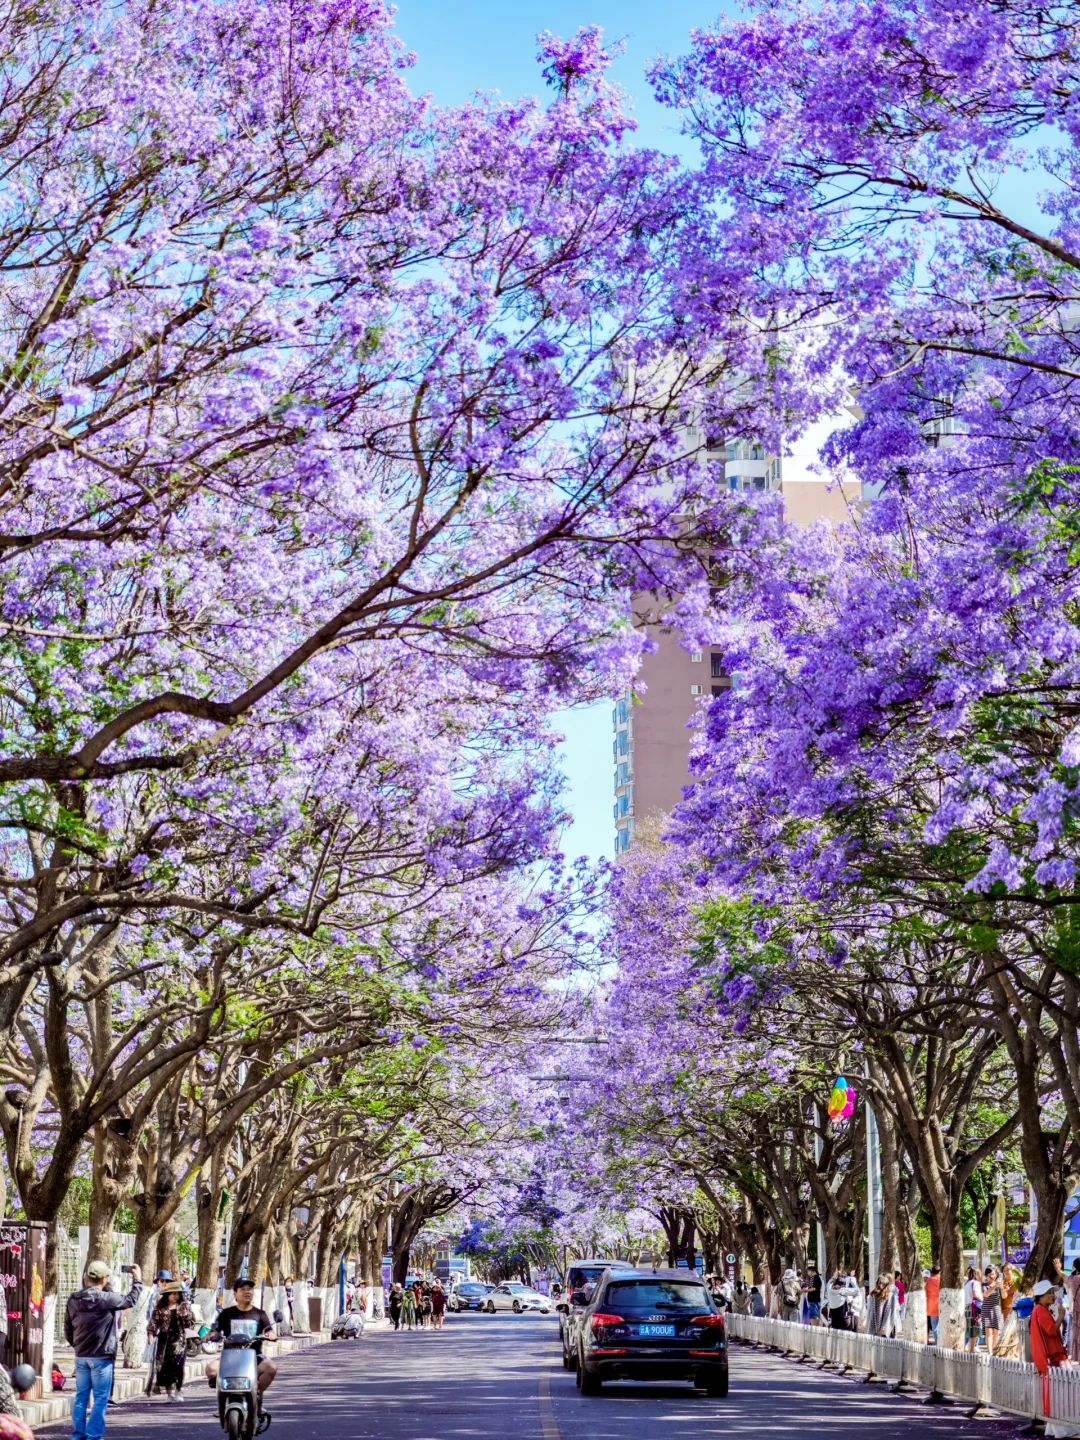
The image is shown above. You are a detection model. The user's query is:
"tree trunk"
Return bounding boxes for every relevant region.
[157,1213,179,1279]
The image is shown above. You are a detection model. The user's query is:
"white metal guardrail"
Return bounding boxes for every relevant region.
[726,1314,1080,1427]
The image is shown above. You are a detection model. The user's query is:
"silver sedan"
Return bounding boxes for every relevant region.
[485,1282,552,1314]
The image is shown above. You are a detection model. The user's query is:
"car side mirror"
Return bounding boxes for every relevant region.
[570,1290,588,1306]
[556,1302,569,1313]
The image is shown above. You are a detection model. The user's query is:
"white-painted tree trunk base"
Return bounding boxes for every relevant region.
[318,1286,338,1329]
[938,1287,965,1349]
[40,1294,56,1382]
[192,1288,217,1325]
[903,1290,927,1343]
[121,1284,153,1368]
[292,1280,310,1333]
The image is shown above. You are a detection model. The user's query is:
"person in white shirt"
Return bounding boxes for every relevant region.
[963,1266,984,1351]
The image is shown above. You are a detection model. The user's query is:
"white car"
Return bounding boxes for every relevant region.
[485,1282,551,1314]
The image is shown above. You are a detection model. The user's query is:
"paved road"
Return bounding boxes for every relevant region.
[37,1313,1025,1440]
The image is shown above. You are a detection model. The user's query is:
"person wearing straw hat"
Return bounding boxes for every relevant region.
[147,1281,195,1402]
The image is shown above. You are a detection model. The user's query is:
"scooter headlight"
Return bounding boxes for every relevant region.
[220,1377,253,1391]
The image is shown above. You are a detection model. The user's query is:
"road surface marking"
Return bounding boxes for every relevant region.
[539,1362,561,1440]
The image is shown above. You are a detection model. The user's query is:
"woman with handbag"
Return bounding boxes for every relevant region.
[963,1266,984,1351]
[147,1282,196,1401]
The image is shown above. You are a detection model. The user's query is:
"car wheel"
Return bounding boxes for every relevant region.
[704,1373,729,1399]
[577,1363,602,1396]
[561,1347,571,1371]
[512,1300,521,1313]
[487,1301,495,1313]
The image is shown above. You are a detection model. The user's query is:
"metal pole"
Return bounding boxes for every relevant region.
[866,1102,882,1284]
[339,1255,346,1315]
[813,1103,827,1274]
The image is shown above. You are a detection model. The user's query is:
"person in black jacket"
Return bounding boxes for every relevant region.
[64,1260,143,1440]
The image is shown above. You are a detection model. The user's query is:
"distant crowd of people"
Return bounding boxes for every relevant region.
[387,1279,448,1331]
[711,1255,1080,1377]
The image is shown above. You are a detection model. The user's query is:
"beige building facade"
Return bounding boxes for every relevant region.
[612,428,860,853]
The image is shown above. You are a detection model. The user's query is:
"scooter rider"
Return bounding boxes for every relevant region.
[205,1280,277,1401]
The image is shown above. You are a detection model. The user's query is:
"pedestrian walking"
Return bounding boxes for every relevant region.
[421,1285,433,1328]
[147,1283,195,1401]
[843,1270,865,1331]
[388,1283,403,1330]
[894,1270,906,1322]
[1067,1262,1080,1363]
[431,1283,447,1330]
[750,1285,766,1317]
[778,1268,802,1323]
[982,1266,1003,1355]
[732,1281,751,1316]
[925,1265,941,1342]
[804,1265,824,1327]
[64,1260,143,1440]
[1031,1279,1073,1438]
[963,1265,983,1351]
[401,1286,416,1329]
[867,1273,899,1338]
[824,1274,852,1331]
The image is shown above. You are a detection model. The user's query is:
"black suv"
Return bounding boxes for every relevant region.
[575,1269,728,1397]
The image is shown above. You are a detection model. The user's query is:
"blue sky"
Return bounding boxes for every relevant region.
[393,0,730,152]
[393,0,730,862]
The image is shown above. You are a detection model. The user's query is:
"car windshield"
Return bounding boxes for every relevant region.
[568,1266,608,1289]
[506,1284,525,1291]
[458,1285,484,1293]
[604,1281,712,1312]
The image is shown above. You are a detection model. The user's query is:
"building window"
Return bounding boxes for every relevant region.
[690,651,703,663]
[617,698,629,724]
[705,434,724,452]
[726,443,739,461]
[619,827,631,851]
[690,684,703,696]
[617,762,629,785]
[712,682,731,696]
[613,803,619,822]
[710,654,724,677]
[751,442,764,460]
[618,731,629,754]
[619,793,629,817]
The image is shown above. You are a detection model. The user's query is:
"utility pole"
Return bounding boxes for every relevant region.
[866,1102,883,1284]
[813,1103,827,1275]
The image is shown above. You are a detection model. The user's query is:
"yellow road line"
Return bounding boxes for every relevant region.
[539,1362,561,1440]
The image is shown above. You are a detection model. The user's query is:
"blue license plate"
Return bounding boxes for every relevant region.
[637,1324,675,1338]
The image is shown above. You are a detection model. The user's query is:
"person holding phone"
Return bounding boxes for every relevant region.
[205,1279,278,1402]
[65,1260,143,1440]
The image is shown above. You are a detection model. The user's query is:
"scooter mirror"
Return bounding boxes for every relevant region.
[273,1310,284,1323]
[9,1364,37,1393]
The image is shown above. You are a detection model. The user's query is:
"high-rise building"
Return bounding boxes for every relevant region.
[612,418,859,853]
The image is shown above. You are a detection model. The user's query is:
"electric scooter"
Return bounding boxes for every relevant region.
[204,1333,277,1439]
